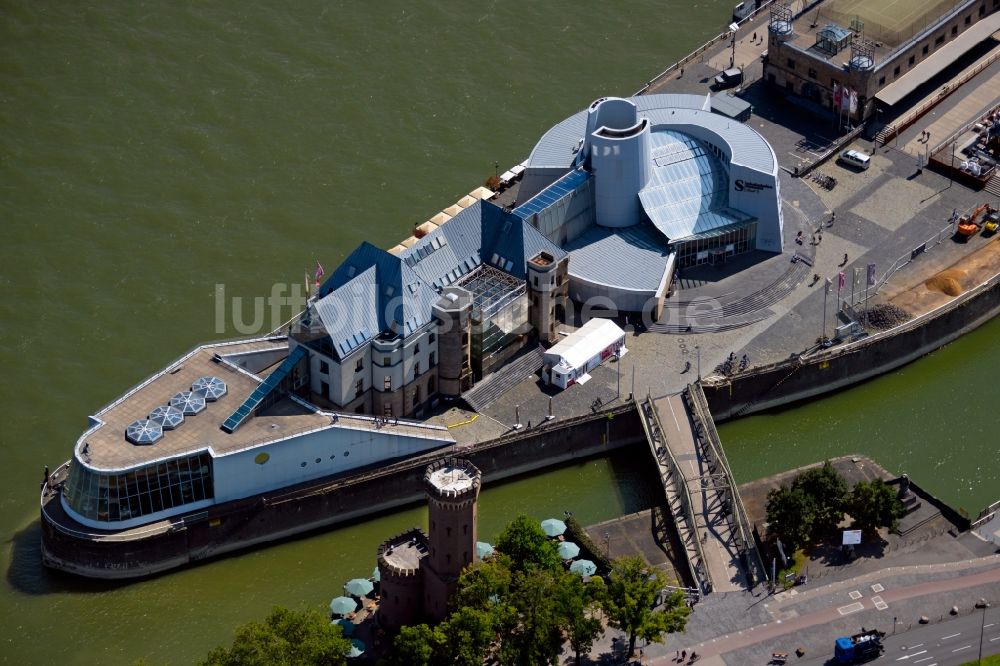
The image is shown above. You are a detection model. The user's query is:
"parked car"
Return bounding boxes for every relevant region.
[837,149,871,171]
[713,68,743,89]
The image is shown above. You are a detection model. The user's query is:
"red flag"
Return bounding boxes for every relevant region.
[838,271,845,294]
[315,260,325,287]
[833,82,840,110]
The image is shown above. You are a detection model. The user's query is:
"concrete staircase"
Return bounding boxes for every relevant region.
[985,173,1000,198]
[462,347,544,413]
[650,256,810,334]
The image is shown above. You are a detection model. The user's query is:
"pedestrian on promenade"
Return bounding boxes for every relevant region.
[842,252,848,266]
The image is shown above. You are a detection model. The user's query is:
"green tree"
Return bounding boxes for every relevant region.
[385,624,445,666]
[494,514,561,574]
[556,571,604,666]
[200,606,350,666]
[848,479,905,534]
[497,567,564,666]
[453,556,513,611]
[792,460,848,534]
[765,485,817,551]
[440,607,497,666]
[602,556,690,658]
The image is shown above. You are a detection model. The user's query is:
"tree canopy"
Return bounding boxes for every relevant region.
[494,514,562,574]
[848,478,905,534]
[199,606,351,666]
[792,460,848,533]
[386,518,689,664]
[602,556,690,658]
[765,485,817,551]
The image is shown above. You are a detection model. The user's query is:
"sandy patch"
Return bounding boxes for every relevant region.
[890,239,1000,317]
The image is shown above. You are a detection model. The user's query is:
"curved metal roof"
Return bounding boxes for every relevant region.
[525,93,775,174]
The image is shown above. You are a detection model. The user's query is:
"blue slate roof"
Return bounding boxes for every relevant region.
[400,201,565,287]
[314,202,564,359]
[315,242,438,359]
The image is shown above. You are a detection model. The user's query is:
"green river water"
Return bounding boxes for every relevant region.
[0,2,996,663]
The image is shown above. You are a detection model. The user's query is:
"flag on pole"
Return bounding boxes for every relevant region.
[825,277,832,294]
[304,269,311,296]
[833,82,841,109]
[866,263,877,287]
[314,260,325,287]
[849,89,858,115]
[853,267,861,287]
[838,271,845,294]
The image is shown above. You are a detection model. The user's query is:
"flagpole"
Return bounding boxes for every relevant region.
[823,279,829,343]
[852,267,858,308]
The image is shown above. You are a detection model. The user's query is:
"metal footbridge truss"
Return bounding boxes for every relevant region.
[639,382,767,597]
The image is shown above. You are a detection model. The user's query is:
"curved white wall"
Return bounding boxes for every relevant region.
[212,423,450,503]
[590,119,652,229]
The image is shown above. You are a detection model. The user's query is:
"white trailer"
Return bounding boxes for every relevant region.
[544,318,627,389]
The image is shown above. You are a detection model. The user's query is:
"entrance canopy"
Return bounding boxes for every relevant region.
[875,14,1000,107]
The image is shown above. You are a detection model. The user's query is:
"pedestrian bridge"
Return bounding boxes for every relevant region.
[639,382,766,596]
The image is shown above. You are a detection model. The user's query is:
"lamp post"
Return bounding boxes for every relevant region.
[950,142,957,188]
[979,600,991,664]
[729,22,739,69]
[696,345,701,380]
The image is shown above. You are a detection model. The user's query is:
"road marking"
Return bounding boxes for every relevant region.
[898,650,926,660]
[985,623,995,628]
[907,644,925,649]
[849,590,863,600]
[871,583,885,593]
[941,632,961,640]
[838,601,864,615]
[872,594,888,610]
[951,644,971,652]
[990,635,1000,642]
[913,657,933,663]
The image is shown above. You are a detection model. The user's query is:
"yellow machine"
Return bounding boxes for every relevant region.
[957,203,995,237]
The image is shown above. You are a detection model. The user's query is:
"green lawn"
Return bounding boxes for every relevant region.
[962,654,1000,665]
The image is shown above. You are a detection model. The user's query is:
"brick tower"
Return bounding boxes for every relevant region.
[421,457,481,622]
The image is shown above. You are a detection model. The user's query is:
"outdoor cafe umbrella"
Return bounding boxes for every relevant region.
[570,559,598,577]
[329,596,358,616]
[344,578,374,598]
[332,618,355,637]
[540,518,567,537]
[476,541,495,559]
[558,541,580,560]
[347,639,367,658]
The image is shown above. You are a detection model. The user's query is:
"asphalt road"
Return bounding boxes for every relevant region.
[797,605,999,666]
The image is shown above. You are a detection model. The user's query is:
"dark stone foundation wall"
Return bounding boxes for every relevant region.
[704,274,1000,420]
[42,407,644,579]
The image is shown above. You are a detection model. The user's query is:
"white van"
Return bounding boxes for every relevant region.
[838,149,871,171]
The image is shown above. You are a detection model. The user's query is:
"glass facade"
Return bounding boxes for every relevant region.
[64,452,214,524]
[674,222,757,269]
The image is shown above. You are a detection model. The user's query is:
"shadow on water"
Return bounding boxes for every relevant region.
[606,442,661,516]
[5,520,133,596]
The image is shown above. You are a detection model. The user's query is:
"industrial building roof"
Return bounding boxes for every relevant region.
[875,12,1000,106]
[563,222,672,292]
[526,94,775,175]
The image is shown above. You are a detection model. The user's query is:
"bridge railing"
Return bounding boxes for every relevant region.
[639,396,713,594]
[687,383,769,588]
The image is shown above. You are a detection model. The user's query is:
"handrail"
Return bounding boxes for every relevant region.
[639,397,712,593]
[687,383,768,587]
[635,0,782,95]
